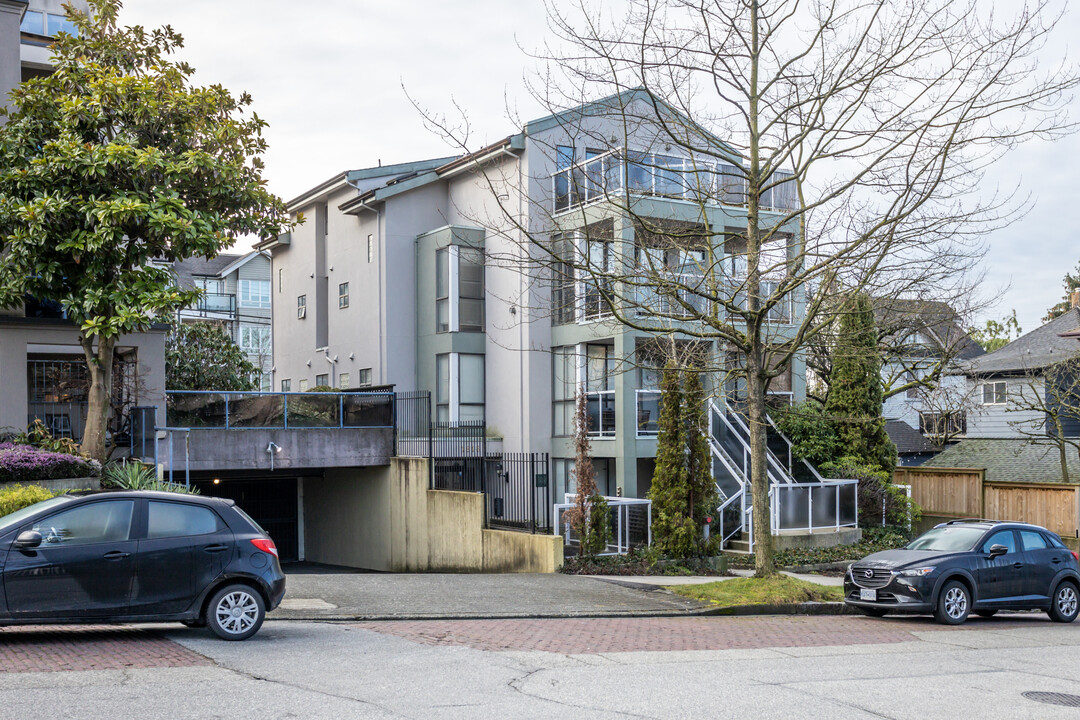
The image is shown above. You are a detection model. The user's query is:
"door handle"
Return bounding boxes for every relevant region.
[1052,558,1063,564]
[203,544,229,553]
[1012,562,1024,569]
[103,551,130,561]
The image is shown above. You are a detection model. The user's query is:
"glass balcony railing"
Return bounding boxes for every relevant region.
[585,390,616,438]
[553,148,796,215]
[629,274,793,324]
[192,293,236,315]
[165,390,395,430]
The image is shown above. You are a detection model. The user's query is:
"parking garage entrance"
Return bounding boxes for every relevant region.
[191,475,300,563]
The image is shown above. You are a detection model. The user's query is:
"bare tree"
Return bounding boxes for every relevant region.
[913,377,983,448]
[1008,356,1080,482]
[418,0,1077,575]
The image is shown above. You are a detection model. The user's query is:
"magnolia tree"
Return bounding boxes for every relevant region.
[420,0,1078,575]
[0,0,291,460]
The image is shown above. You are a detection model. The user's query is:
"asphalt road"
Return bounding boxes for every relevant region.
[2,613,1080,719]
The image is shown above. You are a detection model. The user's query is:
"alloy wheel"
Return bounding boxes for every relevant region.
[214,590,260,636]
[944,586,968,620]
[1057,586,1078,618]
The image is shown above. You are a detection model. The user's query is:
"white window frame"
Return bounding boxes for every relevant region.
[281,379,291,392]
[338,372,350,390]
[982,381,1008,405]
[238,279,271,309]
[338,282,349,309]
[367,234,375,263]
[297,294,307,319]
[298,379,309,392]
[359,368,372,388]
[239,326,271,353]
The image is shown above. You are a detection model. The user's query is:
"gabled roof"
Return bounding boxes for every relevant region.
[922,438,1080,484]
[964,308,1080,376]
[523,87,744,164]
[173,254,243,285]
[885,420,940,455]
[874,298,985,362]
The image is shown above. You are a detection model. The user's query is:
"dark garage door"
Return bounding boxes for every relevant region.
[193,477,299,562]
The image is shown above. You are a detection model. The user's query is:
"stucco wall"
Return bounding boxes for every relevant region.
[303,457,563,573]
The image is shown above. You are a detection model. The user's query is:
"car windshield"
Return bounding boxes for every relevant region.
[0,495,75,534]
[906,526,986,552]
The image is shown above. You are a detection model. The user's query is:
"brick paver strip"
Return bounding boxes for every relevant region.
[353,615,1000,655]
[0,626,211,674]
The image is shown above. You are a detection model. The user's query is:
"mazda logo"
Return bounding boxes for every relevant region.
[863,569,874,579]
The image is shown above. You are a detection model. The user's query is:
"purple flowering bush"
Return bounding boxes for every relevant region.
[0,444,95,484]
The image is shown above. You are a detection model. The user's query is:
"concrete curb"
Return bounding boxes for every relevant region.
[267,602,861,622]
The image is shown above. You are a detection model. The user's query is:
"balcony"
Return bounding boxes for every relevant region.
[636,390,661,437]
[585,390,616,438]
[552,148,796,216]
[190,292,236,317]
[629,275,793,325]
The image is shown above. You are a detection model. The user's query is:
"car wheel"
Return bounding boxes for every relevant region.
[934,581,970,625]
[859,607,888,618]
[206,584,266,641]
[1048,582,1080,624]
[974,609,998,618]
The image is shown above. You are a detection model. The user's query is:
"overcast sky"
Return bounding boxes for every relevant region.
[119,0,1080,334]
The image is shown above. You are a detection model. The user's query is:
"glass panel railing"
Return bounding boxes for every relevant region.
[164,391,395,430]
[585,390,616,438]
[194,293,236,314]
[839,482,858,525]
[167,392,226,428]
[776,485,810,531]
[636,390,661,437]
[226,393,285,429]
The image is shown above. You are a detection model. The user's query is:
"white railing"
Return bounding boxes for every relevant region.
[636,389,661,437]
[771,479,859,534]
[552,148,796,216]
[554,495,652,555]
[585,390,616,438]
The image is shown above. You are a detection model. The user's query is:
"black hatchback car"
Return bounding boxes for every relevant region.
[845,520,1080,625]
[0,491,285,640]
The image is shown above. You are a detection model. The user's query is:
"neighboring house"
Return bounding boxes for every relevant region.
[0,0,87,122]
[885,419,941,467]
[922,304,1080,484]
[0,0,165,446]
[171,251,273,389]
[878,299,985,444]
[261,89,811,503]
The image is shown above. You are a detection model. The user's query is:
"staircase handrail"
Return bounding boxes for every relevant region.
[716,490,745,546]
[763,412,826,482]
[711,398,796,485]
[708,435,748,494]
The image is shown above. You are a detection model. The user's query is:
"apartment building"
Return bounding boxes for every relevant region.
[0,0,86,114]
[261,90,809,502]
[172,251,273,389]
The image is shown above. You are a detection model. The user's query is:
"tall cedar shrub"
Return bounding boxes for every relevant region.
[683,370,719,553]
[823,294,896,474]
[648,363,716,557]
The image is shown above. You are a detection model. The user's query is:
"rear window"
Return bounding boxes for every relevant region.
[1047,534,1068,550]
[906,526,986,552]
[147,501,222,538]
[1020,530,1049,551]
[232,505,266,534]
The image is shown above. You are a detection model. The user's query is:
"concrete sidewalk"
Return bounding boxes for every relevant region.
[269,571,708,621]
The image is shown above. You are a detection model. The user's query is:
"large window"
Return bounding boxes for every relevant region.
[553,346,578,437]
[21,11,79,37]
[239,326,270,353]
[435,353,485,423]
[238,280,271,309]
[982,381,1007,405]
[435,245,485,333]
[436,248,450,333]
[552,234,577,325]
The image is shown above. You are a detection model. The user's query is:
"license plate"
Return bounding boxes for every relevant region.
[860,589,877,602]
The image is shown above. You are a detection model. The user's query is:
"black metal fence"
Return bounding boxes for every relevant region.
[395,390,432,459]
[487,452,552,534]
[431,421,488,491]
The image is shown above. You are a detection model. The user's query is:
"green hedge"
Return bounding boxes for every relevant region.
[0,484,56,517]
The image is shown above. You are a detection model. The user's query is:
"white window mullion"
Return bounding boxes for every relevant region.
[449,245,460,332]
[573,231,585,323]
[449,351,460,423]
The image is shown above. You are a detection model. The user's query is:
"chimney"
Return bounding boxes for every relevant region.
[1072,289,1080,309]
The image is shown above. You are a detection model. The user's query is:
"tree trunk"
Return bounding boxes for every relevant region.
[1060,442,1070,484]
[746,349,776,577]
[80,335,116,462]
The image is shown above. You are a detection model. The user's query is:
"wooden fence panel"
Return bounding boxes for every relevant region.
[895,468,983,518]
[983,483,1080,538]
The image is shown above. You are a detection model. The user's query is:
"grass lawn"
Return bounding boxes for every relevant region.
[668,575,844,606]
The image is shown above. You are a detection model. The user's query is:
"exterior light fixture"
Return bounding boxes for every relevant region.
[266,442,282,471]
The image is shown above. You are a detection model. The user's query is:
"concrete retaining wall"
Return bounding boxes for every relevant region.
[0,477,100,493]
[303,457,562,573]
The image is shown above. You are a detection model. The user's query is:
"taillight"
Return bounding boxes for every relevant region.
[251,538,278,557]
[1071,551,1079,563]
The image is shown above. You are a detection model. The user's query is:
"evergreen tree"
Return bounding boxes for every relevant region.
[568,386,609,555]
[648,363,694,556]
[683,370,719,551]
[824,294,896,473]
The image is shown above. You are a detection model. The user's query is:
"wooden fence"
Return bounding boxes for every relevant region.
[894,467,1080,539]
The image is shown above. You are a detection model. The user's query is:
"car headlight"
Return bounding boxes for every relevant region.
[899,567,935,577]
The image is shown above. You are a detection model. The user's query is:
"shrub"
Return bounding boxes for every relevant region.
[0,445,96,484]
[101,461,199,495]
[0,484,56,517]
[11,420,85,457]
[582,495,612,556]
[819,456,921,529]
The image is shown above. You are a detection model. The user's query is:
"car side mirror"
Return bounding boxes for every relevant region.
[13,530,42,549]
[988,544,1009,558]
